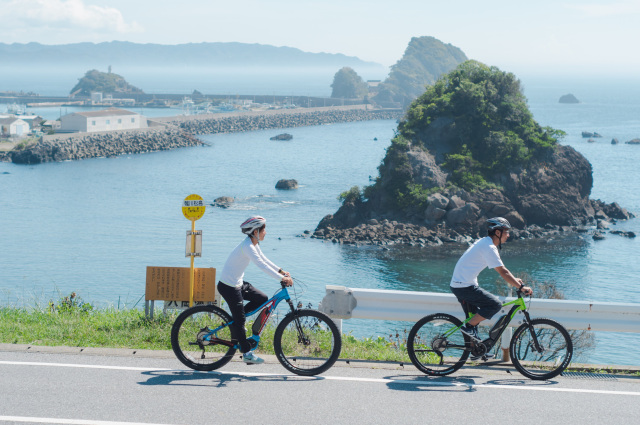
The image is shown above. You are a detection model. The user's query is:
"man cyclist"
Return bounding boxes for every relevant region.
[449,217,533,345]
[217,216,293,365]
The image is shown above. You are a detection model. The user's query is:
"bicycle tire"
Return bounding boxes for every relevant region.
[510,318,573,380]
[273,309,342,376]
[407,313,470,376]
[171,305,237,371]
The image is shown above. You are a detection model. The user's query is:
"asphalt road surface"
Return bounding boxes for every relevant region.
[1,346,638,425]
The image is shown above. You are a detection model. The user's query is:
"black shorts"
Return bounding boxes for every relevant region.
[450,285,502,320]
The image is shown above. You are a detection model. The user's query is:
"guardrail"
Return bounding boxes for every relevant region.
[318,285,640,333]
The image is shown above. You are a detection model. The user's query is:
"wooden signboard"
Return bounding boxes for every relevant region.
[145,266,216,302]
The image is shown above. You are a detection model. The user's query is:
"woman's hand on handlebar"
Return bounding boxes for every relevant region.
[281,276,293,287]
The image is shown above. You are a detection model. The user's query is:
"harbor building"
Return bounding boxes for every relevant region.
[59,108,147,133]
[0,117,30,137]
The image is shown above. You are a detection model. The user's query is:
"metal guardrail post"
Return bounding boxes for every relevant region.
[501,287,512,362]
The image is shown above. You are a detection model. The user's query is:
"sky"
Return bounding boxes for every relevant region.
[1,0,639,77]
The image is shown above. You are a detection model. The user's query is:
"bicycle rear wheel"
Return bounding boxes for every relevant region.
[407,313,470,376]
[171,305,237,371]
[510,318,573,380]
[273,309,342,376]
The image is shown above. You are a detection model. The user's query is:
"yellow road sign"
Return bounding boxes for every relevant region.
[182,194,205,221]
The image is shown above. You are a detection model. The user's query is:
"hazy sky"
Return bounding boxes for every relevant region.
[1,0,639,77]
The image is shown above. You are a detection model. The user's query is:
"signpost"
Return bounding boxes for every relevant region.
[182,194,205,307]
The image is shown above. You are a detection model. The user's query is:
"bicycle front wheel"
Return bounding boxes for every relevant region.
[273,309,342,376]
[510,318,573,380]
[171,305,237,371]
[407,313,470,376]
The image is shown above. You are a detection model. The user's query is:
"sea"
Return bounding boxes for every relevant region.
[1,70,639,367]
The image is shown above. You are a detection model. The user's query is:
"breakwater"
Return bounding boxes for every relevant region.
[164,106,404,135]
[4,106,403,164]
[7,126,202,165]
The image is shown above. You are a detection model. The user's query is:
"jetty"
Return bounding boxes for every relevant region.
[3,105,403,164]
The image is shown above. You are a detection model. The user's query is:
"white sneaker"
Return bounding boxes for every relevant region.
[242,352,264,365]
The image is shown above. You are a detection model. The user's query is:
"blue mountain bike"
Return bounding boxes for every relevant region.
[171,281,342,376]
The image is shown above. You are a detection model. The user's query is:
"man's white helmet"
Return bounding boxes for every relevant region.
[487,217,511,231]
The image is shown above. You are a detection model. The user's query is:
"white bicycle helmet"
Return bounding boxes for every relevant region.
[487,217,511,231]
[241,216,266,237]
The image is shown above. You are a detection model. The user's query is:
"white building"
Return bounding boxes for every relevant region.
[90,92,103,104]
[59,108,147,133]
[0,117,30,137]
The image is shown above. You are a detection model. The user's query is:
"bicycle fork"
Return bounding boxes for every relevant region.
[285,299,310,345]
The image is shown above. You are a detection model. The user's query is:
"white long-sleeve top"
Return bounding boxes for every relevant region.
[218,237,282,287]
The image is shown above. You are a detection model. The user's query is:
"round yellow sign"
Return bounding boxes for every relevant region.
[182,194,205,221]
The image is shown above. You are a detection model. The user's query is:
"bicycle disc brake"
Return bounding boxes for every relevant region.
[431,336,445,352]
[196,328,213,346]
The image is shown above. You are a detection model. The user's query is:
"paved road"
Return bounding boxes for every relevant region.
[0,346,638,425]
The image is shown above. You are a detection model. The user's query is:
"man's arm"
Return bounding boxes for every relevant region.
[495,266,532,295]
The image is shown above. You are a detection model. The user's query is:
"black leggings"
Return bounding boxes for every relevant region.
[217,281,268,353]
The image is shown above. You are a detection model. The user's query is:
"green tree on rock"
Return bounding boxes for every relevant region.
[70,69,143,97]
[331,67,368,99]
[369,60,563,209]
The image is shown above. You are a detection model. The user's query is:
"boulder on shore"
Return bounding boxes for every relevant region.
[275,179,298,189]
[626,138,640,145]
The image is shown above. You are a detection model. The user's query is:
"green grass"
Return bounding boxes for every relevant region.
[0,294,409,362]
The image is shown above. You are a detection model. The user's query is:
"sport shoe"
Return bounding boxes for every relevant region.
[242,352,264,365]
[460,325,481,342]
[470,353,495,361]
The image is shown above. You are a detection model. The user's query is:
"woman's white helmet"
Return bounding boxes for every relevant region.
[241,216,266,236]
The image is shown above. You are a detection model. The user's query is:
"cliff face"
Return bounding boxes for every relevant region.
[316,62,633,245]
[373,36,467,107]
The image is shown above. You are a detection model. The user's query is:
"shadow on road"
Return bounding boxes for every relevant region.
[138,369,321,388]
[382,373,560,392]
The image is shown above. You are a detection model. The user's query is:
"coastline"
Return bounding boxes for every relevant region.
[2,105,403,164]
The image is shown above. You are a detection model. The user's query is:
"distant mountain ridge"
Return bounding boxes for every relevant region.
[0,41,384,69]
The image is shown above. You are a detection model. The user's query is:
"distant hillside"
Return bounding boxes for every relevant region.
[0,41,384,69]
[373,36,467,107]
[71,69,143,96]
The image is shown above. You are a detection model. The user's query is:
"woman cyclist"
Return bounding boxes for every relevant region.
[217,216,293,365]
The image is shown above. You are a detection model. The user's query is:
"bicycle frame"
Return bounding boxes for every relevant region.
[199,284,296,348]
[445,294,534,353]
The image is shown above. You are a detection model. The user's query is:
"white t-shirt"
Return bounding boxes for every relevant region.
[219,237,282,287]
[450,236,504,288]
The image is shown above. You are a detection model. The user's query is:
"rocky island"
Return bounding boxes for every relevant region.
[559,93,580,104]
[313,61,634,247]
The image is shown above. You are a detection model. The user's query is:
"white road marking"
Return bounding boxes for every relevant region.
[1,360,639,397]
[0,416,177,425]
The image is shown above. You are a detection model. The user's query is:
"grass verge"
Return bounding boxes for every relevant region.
[0,293,410,363]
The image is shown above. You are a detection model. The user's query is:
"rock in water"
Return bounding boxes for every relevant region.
[275,179,298,189]
[212,196,234,208]
[559,93,580,103]
[270,133,293,141]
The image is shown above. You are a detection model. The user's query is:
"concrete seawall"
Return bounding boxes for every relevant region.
[4,106,403,164]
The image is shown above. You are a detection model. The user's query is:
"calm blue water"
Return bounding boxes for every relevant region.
[1,75,639,366]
